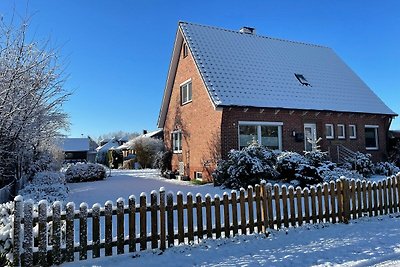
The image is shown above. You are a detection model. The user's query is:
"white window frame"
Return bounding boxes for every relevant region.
[337,124,345,139]
[365,125,379,150]
[183,43,188,58]
[238,121,283,151]
[349,124,357,139]
[180,79,192,105]
[195,172,203,181]
[325,124,334,139]
[172,130,182,153]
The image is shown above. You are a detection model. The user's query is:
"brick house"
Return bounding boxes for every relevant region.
[158,22,397,181]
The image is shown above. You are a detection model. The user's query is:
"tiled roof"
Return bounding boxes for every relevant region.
[59,138,90,152]
[179,22,396,115]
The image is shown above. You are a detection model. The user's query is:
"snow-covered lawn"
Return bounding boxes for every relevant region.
[61,214,400,267]
[67,169,226,206]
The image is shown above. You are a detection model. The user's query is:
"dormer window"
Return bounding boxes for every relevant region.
[294,73,310,86]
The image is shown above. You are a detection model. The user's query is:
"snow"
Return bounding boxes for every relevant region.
[66,170,226,206]
[58,138,90,152]
[61,214,400,267]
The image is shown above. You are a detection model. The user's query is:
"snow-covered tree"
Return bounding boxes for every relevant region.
[125,136,164,168]
[0,16,70,185]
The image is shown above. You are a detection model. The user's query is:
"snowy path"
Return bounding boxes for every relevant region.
[61,214,400,267]
[67,169,227,206]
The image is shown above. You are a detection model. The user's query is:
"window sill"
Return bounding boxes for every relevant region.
[181,100,192,106]
[337,137,346,140]
[366,147,379,151]
[349,137,357,139]
[173,150,182,154]
[326,136,334,140]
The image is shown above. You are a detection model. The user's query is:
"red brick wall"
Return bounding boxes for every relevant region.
[163,40,222,181]
[221,107,391,162]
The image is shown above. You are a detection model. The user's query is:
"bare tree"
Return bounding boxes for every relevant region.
[0,16,70,185]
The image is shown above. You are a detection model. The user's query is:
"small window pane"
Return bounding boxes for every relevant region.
[325,124,334,139]
[188,82,192,101]
[349,125,356,138]
[239,125,257,149]
[365,128,378,148]
[338,125,345,138]
[261,126,279,150]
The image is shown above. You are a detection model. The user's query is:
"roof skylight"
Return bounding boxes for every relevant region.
[294,73,310,86]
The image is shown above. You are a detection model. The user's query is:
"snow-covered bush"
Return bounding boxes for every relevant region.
[374,162,400,176]
[275,152,308,179]
[213,143,278,189]
[319,167,363,182]
[18,171,68,203]
[304,150,328,167]
[0,202,13,265]
[65,163,106,183]
[153,150,172,174]
[125,137,164,168]
[349,152,374,177]
[389,140,400,167]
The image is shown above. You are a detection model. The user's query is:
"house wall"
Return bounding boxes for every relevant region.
[221,107,392,162]
[163,40,222,181]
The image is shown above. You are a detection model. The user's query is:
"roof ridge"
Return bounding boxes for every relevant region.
[178,21,330,49]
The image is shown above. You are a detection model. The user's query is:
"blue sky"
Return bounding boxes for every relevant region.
[1,0,399,138]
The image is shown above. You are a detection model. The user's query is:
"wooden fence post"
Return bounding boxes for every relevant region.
[231,190,238,236]
[288,186,295,227]
[397,174,400,211]
[128,195,136,252]
[356,180,362,218]
[310,186,317,224]
[150,191,158,249]
[303,188,310,224]
[38,200,48,266]
[296,187,303,226]
[317,185,323,223]
[329,182,336,224]
[205,194,213,238]
[187,193,194,242]
[254,184,262,233]
[383,180,388,214]
[223,192,230,238]
[337,180,343,223]
[266,184,274,229]
[215,194,222,238]
[367,182,373,217]
[167,192,174,247]
[281,185,289,228]
[117,198,125,254]
[247,186,254,234]
[373,183,378,216]
[177,192,184,243]
[239,189,246,234]
[196,193,204,240]
[13,195,23,267]
[79,202,88,260]
[388,177,393,213]
[105,200,113,255]
[92,203,101,258]
[65,202,75,262]
[52,201,62,265]
[139,193,147,250]
[392,176,398,213]
[323,183,330,222]
[274,185,281,229]
[341,178,350,224]
[23,200,33,267]
[159,188,166,251]
[260,181,268,232]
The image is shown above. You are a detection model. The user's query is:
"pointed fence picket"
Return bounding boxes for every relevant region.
[12,174,400,266]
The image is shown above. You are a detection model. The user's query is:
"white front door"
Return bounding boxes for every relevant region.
[304,123,317,151]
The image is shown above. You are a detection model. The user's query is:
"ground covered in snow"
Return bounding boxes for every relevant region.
[62,214,400,267]
[67,169,227,206]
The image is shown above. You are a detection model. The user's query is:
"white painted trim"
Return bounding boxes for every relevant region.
[337,124,345,139]
[349,124,357,139]
[325,124,334,139]
[238,121,283,126]
[195,172,203,181]
[179,78,192,87]
[304,123,317,151]
[365,125,379,128]
[172,130,182,153]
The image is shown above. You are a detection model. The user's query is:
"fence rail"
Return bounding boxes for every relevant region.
[13,174,400,266]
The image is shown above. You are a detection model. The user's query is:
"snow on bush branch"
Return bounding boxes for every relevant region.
[0,15,70,184]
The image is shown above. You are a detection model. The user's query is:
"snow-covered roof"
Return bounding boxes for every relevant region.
[59,138,90,152]
[96,138,120,152]
[142,129,163,138]
[158,22,396,127]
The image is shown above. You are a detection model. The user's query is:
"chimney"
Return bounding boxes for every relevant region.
[239,26,256,35]
[143,130,148,135]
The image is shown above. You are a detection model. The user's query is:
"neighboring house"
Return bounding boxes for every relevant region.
[158,22,397,181]
[142,129,164,140]
[59,137,98,163]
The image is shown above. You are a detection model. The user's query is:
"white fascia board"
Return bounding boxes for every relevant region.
[238,121,284,126]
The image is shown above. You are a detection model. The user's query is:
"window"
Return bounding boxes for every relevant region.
[172,131,182,153]
[294,73,310,86]
[180,80,192,105]
[365,126,379,150]
[239,121,283,150]
[325,124,334,139]
[337,124,345,139]
[349,125,357,139]
[195,172,203,181]
[183,43,188,58]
